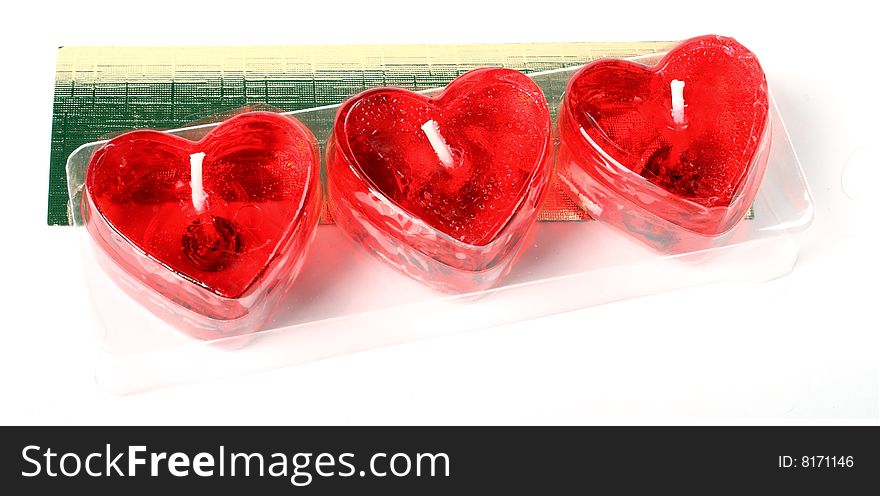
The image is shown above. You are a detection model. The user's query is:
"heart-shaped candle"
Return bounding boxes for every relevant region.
[82,111,321,339]
[557,35,771,251]
[327,68,553,292]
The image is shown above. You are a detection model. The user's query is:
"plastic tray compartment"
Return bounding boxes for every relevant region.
[66,54,814,393]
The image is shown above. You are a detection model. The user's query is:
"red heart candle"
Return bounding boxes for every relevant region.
[557,35,771,252]
[327,68,553,292]
[82,111,321,339]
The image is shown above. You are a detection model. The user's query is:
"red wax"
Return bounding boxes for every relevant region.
[557,35,771,251]
[328,68,553,292]
[83,111,321,338]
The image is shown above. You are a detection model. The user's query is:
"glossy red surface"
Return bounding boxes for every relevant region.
[558,35,771,250]
[83,112,321,338]
[328,68,553,292]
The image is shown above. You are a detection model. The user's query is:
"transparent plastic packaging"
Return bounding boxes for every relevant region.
[66,53,814,393]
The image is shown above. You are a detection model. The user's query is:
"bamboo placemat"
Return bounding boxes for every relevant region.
[48,42,674,225]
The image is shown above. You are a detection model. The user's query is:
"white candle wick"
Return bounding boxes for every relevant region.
[189,152,208,213]
[671,79,686,126]
[421,120,455,168]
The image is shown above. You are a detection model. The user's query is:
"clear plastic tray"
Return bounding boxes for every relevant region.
[66,54,814,393]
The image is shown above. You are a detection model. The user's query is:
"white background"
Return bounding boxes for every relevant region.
[0,1,877,424]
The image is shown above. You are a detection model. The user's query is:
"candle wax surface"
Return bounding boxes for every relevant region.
[85,112,316,299]
[566,35,769,207]
[338,68,551,246]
